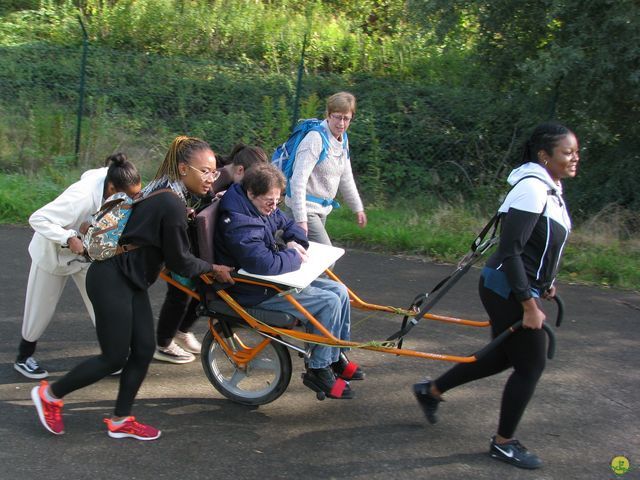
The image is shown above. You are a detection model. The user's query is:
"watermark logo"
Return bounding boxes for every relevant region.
[610,456,631,476]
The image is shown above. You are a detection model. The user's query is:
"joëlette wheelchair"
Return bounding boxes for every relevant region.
[159,199,562,406]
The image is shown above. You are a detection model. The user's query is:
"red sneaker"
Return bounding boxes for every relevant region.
[31,380,64,435]
[104,417,161,441]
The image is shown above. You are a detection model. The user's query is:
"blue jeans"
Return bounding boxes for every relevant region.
[258,277,350,369]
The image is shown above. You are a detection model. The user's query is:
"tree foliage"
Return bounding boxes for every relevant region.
[1,0,639,221]
[409,0,640,216]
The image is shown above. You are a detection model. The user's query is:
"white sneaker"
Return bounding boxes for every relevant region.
[153,341,195,364]
[174,331,202,354]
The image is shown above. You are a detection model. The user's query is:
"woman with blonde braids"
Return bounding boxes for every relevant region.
[31,136,234,441]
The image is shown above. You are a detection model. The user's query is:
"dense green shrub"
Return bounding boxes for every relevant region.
[0,40,542,210]
[1,0,639,221]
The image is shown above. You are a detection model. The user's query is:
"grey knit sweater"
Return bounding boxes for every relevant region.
[284,120,364,223]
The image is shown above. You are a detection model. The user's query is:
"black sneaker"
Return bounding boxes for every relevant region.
[302,366,354,399]
[489,436,542,469]
[14,357,48,379]
[331,353,365,381]
[413,380,441,424]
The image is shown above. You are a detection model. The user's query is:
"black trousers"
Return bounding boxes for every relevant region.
[434,277,547,438]
[156,282,199,348]
[51,260,156,417]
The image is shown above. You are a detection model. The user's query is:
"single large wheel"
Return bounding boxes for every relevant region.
[201,321,292,406]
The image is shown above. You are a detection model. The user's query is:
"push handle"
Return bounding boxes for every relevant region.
[473,320,556,361]
[474,294,564,361]
[553,295,564,327]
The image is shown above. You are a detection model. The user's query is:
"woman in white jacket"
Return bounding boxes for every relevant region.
[14,154,141,379]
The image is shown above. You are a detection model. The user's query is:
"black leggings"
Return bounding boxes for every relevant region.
[156,282,199,348]
[51,260,156,417]
[434,277,547,438]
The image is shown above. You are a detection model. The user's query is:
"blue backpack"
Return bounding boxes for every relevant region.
[272,118,348,208]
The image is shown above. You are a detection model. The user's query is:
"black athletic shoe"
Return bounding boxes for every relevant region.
[413,380,441,424]
[303,366,354,399]
[331,353,365,380]
[489,436,542,469]
[14,357,48,379]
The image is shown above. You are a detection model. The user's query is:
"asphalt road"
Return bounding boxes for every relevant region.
[0,225,638,480]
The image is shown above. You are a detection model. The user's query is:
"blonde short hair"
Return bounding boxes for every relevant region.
[326,91,356,116]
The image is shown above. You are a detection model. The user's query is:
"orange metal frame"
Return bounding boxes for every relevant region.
[323,269,489,328]
[159,267,490,364]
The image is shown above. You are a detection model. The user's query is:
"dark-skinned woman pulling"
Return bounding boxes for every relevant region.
[413,122,580,469]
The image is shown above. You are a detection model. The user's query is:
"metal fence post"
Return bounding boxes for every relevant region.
[75,16,89,162]
[291,33,308,131]
[548,76,563,120]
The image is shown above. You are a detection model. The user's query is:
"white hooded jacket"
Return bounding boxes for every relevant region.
[28,167,107,275]
[484,162,572,301]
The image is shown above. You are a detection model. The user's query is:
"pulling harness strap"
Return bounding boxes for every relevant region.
[390,175,556,345]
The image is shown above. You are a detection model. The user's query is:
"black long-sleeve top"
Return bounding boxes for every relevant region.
[484,163,572,302]
[115,191,212,289]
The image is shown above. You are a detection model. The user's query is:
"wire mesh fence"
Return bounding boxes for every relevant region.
[0,39,548,208]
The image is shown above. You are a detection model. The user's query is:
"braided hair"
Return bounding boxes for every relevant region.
[153,135,212,181]
[143,135,213,199]
[522,122,574,165]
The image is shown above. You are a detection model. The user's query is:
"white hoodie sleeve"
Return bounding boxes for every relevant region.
[29,169,106,245]
[338,154,364,213]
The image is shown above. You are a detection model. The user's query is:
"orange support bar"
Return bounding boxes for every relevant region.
[160,269,484,364]
[324,269,490,327]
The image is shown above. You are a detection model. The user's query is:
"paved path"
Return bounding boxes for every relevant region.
[0,225,638,480]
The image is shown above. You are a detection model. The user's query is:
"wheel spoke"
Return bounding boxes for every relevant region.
[229,369,247,388]
[204,326,291,405]
[251,356,278,372]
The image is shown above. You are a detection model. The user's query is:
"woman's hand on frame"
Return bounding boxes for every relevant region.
[522,297,546,329]
[212,264,235,284]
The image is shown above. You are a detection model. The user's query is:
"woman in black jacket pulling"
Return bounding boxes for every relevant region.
[413,122,579,469]
[31,136,234,440]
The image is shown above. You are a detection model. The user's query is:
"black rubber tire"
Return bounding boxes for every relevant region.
[201,321,292,406]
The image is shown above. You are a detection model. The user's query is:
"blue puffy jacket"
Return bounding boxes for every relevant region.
[214,183,309,306]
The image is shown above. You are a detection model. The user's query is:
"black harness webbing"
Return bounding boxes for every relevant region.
[388,175,556,346]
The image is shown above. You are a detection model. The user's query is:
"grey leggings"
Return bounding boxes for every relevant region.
[306,212,332,246]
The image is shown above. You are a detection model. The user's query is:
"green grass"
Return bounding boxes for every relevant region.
[2,171,638,291]
[0,172,79,224]
[561,243,640,290]
[327,203,640,292]
[326,203,478,262]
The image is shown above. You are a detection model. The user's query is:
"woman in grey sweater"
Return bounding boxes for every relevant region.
[285,91,367,245]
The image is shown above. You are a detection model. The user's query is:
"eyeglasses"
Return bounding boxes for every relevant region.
[329,113,353,123]
[257,196,282,207]
[188,164,221,182]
